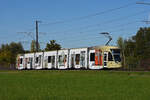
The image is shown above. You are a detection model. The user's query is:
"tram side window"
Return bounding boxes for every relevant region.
[104,54,107,61]
[39,55,41,63]
[59,55,67,63]
[52,56,55,63]
[20,58,23,64]
[108,52,113,61]
[36,57,39,63]
[64,55,67,62]
[48,56,51,63]
[90,53,95,61]
[75,54,80,65]
[59,55,62,62]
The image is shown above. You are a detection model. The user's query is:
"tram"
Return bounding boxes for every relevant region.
[16,46,121,70]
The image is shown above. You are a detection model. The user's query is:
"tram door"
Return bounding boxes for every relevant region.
[51,56,55,68]
[103,52,108,68]
[95,50,102,66]
[71,54,75,68]
[44,56,48,68]
[80,51,85,67]
[25,58,27,69]
[30,58,33,69]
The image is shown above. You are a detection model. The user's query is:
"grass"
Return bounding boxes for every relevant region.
[0,70,150,100]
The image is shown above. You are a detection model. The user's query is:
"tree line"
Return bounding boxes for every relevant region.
[117,27,150,70]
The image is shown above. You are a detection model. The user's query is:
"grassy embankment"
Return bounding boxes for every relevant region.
[0,70,150,100]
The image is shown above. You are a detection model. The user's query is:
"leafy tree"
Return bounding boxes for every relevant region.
[132,27,150,70]
[0,50,12,65]
[124,39,137,70]
[0,42,24,67]
[118,27,150,70]
[117,37,125,68]
[9,42,24,64]
[9,42,24,54]
[45,40,61,51]
[133,27,150,59]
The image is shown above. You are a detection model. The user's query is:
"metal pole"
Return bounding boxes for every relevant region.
[36,20,39,52]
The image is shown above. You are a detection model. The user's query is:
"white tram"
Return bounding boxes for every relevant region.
[16,46,121,70]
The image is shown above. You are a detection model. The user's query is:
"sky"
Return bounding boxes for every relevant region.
[0,0,150,50]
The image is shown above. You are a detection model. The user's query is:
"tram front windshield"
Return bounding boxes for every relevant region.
[113,55,121,62]
[111,49,121,62]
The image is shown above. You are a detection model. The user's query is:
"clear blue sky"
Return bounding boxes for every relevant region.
[0,0,150,50]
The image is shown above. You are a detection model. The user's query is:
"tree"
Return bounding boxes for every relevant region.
[45,40,61,51]
[117,27,150,70]
[117,37,125,68]
[124,39,137,70]
[132,27,150,70]
[9,42,24,64]
[0,50,12,65]
[133,27,150,59]
[0,42,24,68]
[9,42,24,54]
[30,40,40,52]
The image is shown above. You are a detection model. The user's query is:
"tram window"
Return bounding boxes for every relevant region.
[90,53,95,61]
[81,51,85,54]
[111,49,120,54]
[28,58,30,64]
[48,56,51,63]
[108,52,113,61]
[36,57,38,63]
[104,54,107,61]
[75,54,80,65]
[20,58,23,64]
[114,55,121,62]
[52,56,55,63]
[59,55,62,62]
[39,55,41,64]
[30,58,32,63]
[65,55,67,62]
[104,62,107,66]
[59,55,66,64]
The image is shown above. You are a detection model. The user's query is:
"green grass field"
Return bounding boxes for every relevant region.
[0,70,150,100]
